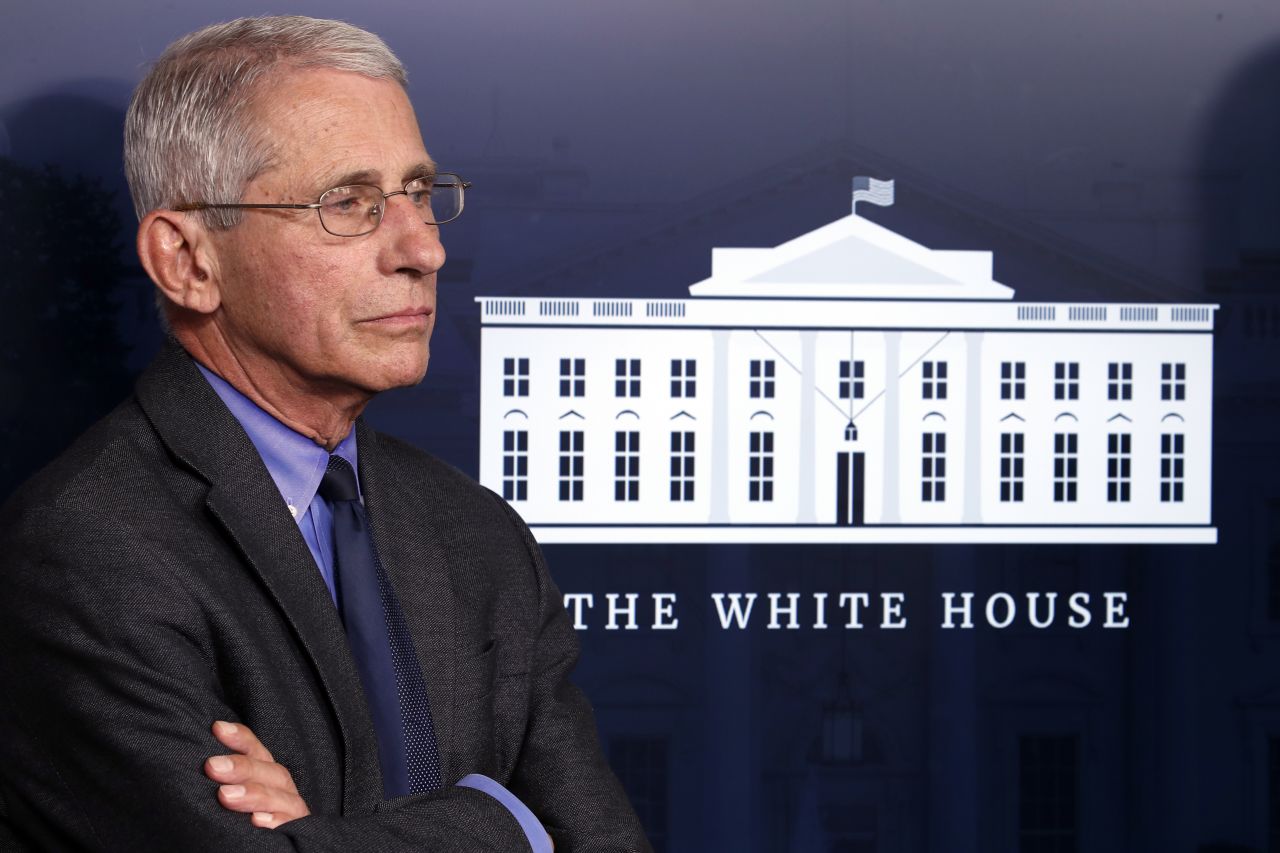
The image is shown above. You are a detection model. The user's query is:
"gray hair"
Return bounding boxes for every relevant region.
[124,16,407,228]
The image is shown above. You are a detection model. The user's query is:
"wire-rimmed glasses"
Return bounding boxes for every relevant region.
[174,172,471,236]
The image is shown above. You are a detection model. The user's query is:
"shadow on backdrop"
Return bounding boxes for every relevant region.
[0,82,159,502]
[1187,37,1280,853]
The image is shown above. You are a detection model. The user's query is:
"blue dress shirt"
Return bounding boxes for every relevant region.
[197,364,550,853]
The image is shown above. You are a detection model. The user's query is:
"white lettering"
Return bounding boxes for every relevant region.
[1068,592,1092,628]
[813,592,829,629]
[881,592,907,629]
[563,593,594,630]
[940,592,974,629]
[653,593,679,630]
[838,592,870,628]
[605,593,639,631]
[711,593,758,630]
[767,593,801,630]
[1027,592,1058,629]
[1103,592,1129,628]
[985,592,1015,629]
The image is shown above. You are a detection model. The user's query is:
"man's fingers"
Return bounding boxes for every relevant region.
[204,753,297,791]
[216,781,309,820]
[212,720,274,762]
[251,811,287,830]
[206,720,311,827]
[204,754,244,784]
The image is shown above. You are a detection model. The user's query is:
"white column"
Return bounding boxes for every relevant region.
[962,331,984,524]
[797,331,817,523]
[710,330,732,523]
[882,331,902,524]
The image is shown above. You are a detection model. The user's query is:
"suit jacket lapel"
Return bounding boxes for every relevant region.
[134,341,382,813]
[356,421,458,782]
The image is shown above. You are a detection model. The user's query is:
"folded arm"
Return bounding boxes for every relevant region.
[206,722,553,851]
[0,508,532,852]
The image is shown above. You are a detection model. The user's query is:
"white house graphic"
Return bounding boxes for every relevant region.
[476,182,1216,544]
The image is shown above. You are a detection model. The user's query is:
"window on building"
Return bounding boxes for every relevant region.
[610,736,669,853]
[1107,432,1131,502]
[558,430,584,501]
[501,430,528,501]
[748,431,774,502]
[615,358,641,398]
[1053,433,1078,503]
[670,431,695,501]
[1159,433,1184,503]
[1107,362,1132,401]
[503,358,529,397]
[670,359,696,398]
[922,432,946,502]
[1001,361,1026,400]
[839,360,866,400]
[1018,734,1079,853]
[559,358,585,397]
[922,360,948,400]
[614,431,640,501]
[1054,362,1079,400]
[749,360,775,398]
[1161,362,1186,401]
[1000,432,1025,502]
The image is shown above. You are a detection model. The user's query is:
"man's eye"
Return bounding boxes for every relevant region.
[325,196,366,215]
[405,178,435,205]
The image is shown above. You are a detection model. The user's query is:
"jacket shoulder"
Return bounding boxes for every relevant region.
[0,395,164,536]
[368,429,500,505]
[364,427,543,566]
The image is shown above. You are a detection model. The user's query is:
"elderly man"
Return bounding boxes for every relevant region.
[0,16,649,853]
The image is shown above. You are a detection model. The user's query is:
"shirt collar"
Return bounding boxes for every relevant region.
[196,362,360,520]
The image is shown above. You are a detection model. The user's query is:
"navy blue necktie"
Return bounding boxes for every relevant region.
[319,455,443,797]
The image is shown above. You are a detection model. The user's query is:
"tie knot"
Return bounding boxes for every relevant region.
[318,455,360,503]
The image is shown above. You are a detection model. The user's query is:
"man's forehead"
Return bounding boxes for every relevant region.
[247,67,433,195]
[252,66,411,119]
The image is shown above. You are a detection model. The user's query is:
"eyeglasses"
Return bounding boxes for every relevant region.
[174,172,471,237]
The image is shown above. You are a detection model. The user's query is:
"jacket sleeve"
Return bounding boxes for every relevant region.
[0,502,533,853]
[487,495,654,853]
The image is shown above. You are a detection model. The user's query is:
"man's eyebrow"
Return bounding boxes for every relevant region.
[319,168,381,191]
[402,161,437,183]
[316,162,437,193]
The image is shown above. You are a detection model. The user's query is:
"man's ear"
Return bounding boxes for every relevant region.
[136,210,223,315]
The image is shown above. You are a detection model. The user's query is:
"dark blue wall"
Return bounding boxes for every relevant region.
[3,3,1278,850]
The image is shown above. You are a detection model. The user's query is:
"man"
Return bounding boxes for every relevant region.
[0,16,650,852]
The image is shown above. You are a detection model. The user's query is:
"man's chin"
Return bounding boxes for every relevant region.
[366,351,430,393]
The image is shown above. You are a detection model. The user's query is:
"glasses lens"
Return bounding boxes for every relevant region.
[409,174,463,225]
[318,185,383,236]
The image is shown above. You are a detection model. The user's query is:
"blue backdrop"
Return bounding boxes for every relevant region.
[2,2,1278,850]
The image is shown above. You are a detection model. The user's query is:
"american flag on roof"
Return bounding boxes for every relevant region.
[851,176,894,212]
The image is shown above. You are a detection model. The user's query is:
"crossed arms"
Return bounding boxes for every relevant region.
[0,485,646,851]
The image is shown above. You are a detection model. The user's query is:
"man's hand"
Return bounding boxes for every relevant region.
[204,720,311,829]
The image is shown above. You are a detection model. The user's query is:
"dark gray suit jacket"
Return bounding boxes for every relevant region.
[0,342,650,852]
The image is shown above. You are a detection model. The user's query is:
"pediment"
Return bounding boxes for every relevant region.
[689,211,1013,300]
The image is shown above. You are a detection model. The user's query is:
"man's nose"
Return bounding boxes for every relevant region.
[378,193,445,276]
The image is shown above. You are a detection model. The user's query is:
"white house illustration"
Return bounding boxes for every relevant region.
[476,181,1216,544]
